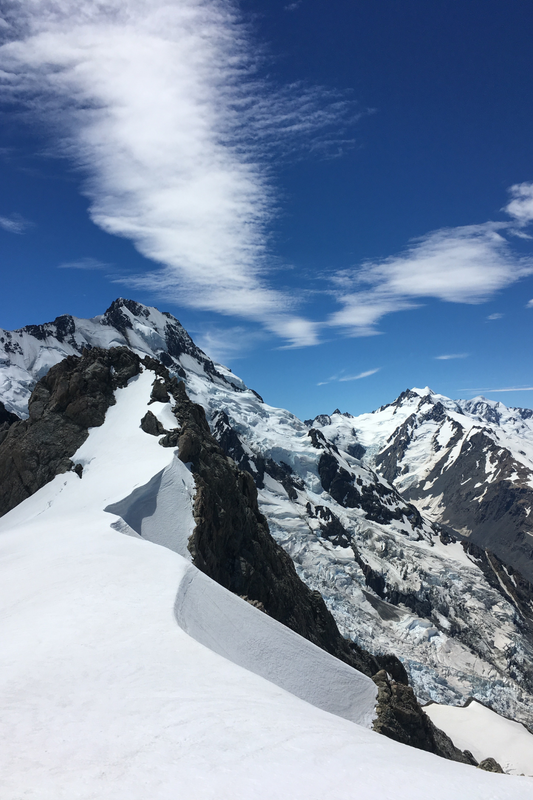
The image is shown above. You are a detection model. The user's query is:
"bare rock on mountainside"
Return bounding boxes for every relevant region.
[477,758,505,773]
[0,347,141,518]
[0,400,20,445]
[372,671,477,765]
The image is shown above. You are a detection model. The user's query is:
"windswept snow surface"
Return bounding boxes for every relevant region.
[425,701,533,776]
[175,564,377,727]
[2,365,533,797]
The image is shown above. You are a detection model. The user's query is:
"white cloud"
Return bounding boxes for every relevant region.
[58,257,109,270]
[483,387,533,393]
[0,213,32,233]
[527,300,533,309]
[339,368,380,382]
[0,0,355,348]
[504,182,533,226]
[318,367,380,385]
[487,312,503,320]
[435,353,468,360]
[329,222,533,336]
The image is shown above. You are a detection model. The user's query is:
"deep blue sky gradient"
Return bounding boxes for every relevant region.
[1,0,533,419]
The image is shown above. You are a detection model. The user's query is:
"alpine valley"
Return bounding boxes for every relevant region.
[1,298,533,798]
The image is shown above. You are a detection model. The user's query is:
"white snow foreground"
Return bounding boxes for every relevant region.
[1,371,531,799]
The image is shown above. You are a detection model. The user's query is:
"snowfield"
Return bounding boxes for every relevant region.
[1,367,533,798]
[425,700,533,777]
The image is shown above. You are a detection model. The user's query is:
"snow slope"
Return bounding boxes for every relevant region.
[1,350,532,797]
[425,701,533,777]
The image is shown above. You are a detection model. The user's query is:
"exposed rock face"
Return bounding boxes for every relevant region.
[0,347,141,518]
[0,401,20,445]
[0,400,19,428]
[372,400,533,583]
[312,431,424,530]
[462,541,533,629]
[372,671,477,765]
[477,757,504,773]
[140,410,167,436]
[167,380,378,676]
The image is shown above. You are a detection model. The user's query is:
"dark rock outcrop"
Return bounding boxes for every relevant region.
[462,541,533,628]
[0,400,19,428]
[140,410,167,437]
[372,672,478,764]
[212,409,304,499]
[318,451,423,529]
[0,347,141,518]
[0,401,20,445]
[168,379,381,676]
[477,757,504,773]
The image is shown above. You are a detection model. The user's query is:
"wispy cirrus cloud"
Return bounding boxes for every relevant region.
[435,353,468,360]
[464,386,533,394]
[339,368,380,382]
[0,0,359,348]
[329,219,533,336]
[58,257,110,271]
[487,312,504,320]
[317,367,380,386]
[0,212,32,233]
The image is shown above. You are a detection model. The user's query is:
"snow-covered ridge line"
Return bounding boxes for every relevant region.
[2,298,533,736]
[2,327,531,795]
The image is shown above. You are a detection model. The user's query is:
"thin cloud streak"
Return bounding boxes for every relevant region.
[318,367,380,385]
[58,257,110,270]
[484,387,533,393]
[435,353,468,360]
[339,368,380,382]
[0,0,355,347]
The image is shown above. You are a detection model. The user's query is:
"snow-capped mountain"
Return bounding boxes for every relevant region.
[309,388,533,584]
[2,298,533,747]
[2,338,531,796]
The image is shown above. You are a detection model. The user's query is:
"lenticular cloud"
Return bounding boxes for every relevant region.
[0,0,323,345]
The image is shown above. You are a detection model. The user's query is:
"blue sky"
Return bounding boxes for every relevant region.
[1,0,533,420]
